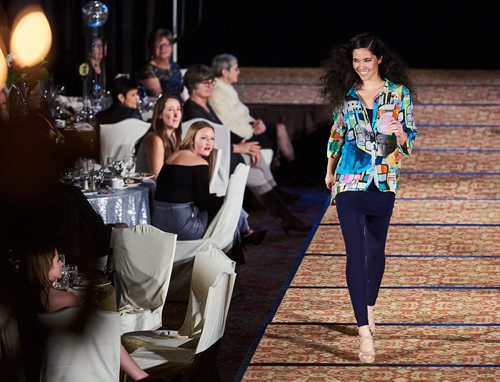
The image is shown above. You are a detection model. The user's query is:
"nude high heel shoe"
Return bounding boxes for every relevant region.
[368,305,376,335]
[358,325,375,363]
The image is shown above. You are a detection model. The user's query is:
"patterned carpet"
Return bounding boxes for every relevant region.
[232,69,500,381]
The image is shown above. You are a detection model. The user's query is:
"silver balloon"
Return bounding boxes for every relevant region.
[82,1,109,28]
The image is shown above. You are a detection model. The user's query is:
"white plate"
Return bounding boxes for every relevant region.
[111,185,129,190]
[130,172,154,180]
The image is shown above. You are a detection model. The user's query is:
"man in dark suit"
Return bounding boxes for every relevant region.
[95,77,142,125]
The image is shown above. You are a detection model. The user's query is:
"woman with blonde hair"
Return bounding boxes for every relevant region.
[152,120,217,240]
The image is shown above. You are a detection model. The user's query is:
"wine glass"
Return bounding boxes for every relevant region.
[123,154,136,177]
[86,158,96,173]
[65,264,79,285]
[112,160,124,177]
[53,252,69,289]
[75,157,87,176]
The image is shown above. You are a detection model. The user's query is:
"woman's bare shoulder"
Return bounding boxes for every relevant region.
[167,150,208,166]
[144,133,162,146]
[47,288,80,313]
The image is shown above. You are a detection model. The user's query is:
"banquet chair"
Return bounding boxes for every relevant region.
[38,306,121,382]
[261,147,274,167]
[209,147,222,193]
[203,162,249,252]
[99,118,150,167]
[167,163,249,300]
[109,224,177,334]
[121,248,236,381]
[182,118,231,197]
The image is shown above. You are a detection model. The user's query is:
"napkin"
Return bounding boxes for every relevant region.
[119,304,145,314]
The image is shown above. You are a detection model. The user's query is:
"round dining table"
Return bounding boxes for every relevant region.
[85,184,151,227]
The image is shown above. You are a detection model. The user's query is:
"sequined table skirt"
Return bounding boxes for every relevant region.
[86,185,150,226]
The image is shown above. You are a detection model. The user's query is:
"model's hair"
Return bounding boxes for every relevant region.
[319,32,416,112]
[148,28,174,58]
[135,95,183,160]
[112,76,136,101]
[23,247,57,312]
[179,120,215,177]
[212,54,238,77]
[183,64,214,95]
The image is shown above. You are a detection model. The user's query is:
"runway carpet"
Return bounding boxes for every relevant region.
[235,69,500,381]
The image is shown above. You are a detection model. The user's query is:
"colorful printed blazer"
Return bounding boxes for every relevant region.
[327,79,417,197]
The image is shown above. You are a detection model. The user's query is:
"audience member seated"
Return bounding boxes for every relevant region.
[88,36,107,78]
[85,36,112,110]
[209,53,296,169]
[182,65,310,234]
[95,77,142,125]
[138,28,184,100]
[152,121,265,251]
[152,120,217,240]
[134,95,183,179]
[19,246,162,381]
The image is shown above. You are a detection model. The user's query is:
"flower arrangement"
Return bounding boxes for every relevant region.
[5,53,49,92]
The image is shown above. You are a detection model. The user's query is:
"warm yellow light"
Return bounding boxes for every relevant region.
[10,6,52,68]
[0,51,7,89]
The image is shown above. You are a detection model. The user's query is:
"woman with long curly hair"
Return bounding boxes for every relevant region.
[321,32,417,363]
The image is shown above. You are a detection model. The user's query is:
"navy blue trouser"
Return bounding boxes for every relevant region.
[335,187,395,327]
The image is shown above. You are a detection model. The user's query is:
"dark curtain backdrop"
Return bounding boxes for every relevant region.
[2,0,176,94]
[1,0,498,95]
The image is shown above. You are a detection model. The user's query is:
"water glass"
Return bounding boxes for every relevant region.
[65,264,79,285]
[86,158,95,173]
[124,154,136,176]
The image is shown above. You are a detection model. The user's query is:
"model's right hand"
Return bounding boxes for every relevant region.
[325,172,335,190]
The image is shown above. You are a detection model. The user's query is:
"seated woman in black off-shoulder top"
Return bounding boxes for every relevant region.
[152,120,219,240]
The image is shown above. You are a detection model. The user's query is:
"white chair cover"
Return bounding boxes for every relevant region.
[109,224,177,334]
[38,307,121,382]
[178,246,236,337]
[261,148,274,167]
[202,163,249,252]
[99,118,150,166]
[181,118,231,197]
[209,147,222,194]
[122,249,236,376]
[195,272,236,353]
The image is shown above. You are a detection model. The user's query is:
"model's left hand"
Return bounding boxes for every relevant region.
[386,120,407,145]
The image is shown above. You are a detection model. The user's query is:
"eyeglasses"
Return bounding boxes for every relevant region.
[200,79,215,87]
[156,42,171,49]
